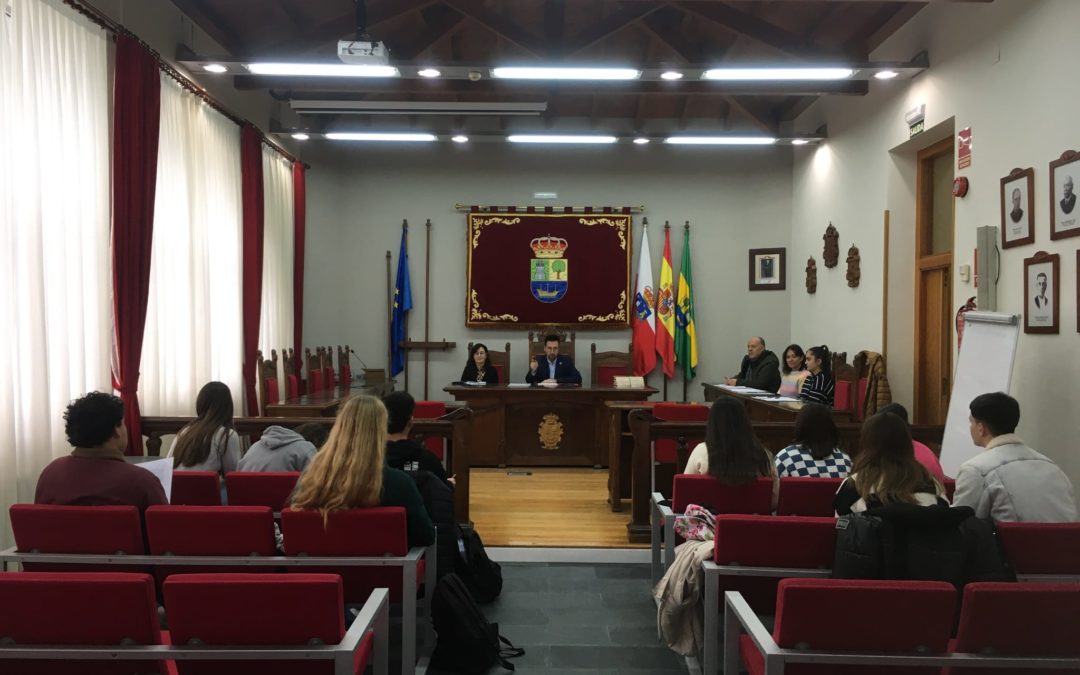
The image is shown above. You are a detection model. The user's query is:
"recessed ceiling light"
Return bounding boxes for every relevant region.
[874,70,900,80]
[507,134,619,144]
[633,138,650,145]
[664,136,777,145]
[702,67,853,81]
[418,68,441,78]
[492,67,640,81]
[325,132,437,142]
[791,139,810,145]
[246,63,400,77]
[660,71,684,81]
[291,133,310,141]
[202,64,228,74]
[451,135,469,143]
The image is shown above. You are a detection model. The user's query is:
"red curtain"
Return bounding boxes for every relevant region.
[241,125,265,416]
[111,35,161,455]
[292,161,306,377]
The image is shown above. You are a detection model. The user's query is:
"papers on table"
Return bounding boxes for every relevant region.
[711,384,767,394]
[135,457,174,501]
[755,395,801,403]
[462,380,488,387]
[506,383,532,388]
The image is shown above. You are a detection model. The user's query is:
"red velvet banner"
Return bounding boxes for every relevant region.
[465,213,632,328]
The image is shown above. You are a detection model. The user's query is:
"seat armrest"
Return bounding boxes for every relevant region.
[723,590,780,675]
[340,588,390,675]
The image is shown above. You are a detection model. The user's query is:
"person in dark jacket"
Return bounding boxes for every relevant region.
[460,342,500,384]
[724,336,781,392]
[383,391,453,488]
[408,469,457,579]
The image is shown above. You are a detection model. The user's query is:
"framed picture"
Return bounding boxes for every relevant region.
[1023,250,1059,334]
[1000,167,1034,248]
[749,247,786,291]
[1050,150,1080,241]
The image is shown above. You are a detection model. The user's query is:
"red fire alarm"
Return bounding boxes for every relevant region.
[952,176,969,198]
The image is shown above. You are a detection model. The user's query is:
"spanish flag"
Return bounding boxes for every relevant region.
[675,224,698,380]
[655,223,676,378]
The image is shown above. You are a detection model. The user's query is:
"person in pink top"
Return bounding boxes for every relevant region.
[878,402,947,482]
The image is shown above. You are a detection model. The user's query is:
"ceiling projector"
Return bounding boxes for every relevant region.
[338,40,390,65]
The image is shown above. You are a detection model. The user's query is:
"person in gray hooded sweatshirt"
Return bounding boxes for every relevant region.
[237,423,327,472]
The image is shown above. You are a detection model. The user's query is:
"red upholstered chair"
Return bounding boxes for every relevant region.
[653,402,708,467]
[997,522,1080,580]
[171,471,222,506]
[324,345,337,391]
[145,505,277,585]
[283,347,302,398]
[8,504,145,572]
[833,358,857,414]
[306,348,324,394]
[590,342,632,388]
[225,472,302,512]
[945,582,1080,675]
[651,475,774,584]
[0,571,163,675]
[727,578,956,675]
[257,349,281,416]
[413,400,447,460]
[776,477,845,516]
[700,514,838,674]
[338,344,352,385]
[163,573,386,675]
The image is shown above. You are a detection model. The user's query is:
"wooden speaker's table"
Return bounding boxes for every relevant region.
[265,383,393,417]
[444,384,656,466]
[702,382,854,422]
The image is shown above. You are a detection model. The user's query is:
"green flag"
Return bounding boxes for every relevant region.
[674,226,698,380]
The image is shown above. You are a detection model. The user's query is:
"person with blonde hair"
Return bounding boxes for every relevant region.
[290,395,434,547]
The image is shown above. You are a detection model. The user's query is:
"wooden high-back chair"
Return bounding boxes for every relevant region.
[590,343,632,387]
[468,341,511,384]
[832,353,858,414]
[322,345,337,390]
[256,349,281,416]
[337,344,352,385]
[305,348,324,394]
[282,348,301,398]
[528,327,576,361]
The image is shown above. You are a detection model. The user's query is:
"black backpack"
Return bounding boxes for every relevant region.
[430,573,524,674]
[455,526,503,603]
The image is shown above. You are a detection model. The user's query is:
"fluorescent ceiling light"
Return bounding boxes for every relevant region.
[665,136,777,145]
[202,63,228,74]
[507,134,618,144]
[246,63,399,77]
[702,67,853,81]
[791,139,810,145]
[452,135,469,143]
[418,68,441,78]
[325,132,437,142]
[290,100,546,116]
[660,71,684,81]
[291,133,310,141]
[492,67,640,81]
[874,70,899,80]
[633,138,650,145]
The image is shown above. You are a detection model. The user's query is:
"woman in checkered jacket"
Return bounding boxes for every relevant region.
[775,403,852,478]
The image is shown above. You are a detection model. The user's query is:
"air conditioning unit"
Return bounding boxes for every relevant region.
[337,40,390,66]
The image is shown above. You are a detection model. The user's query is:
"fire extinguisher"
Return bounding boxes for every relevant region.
[956,296,977,350]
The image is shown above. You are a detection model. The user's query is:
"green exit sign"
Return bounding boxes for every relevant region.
[909,120,925,138]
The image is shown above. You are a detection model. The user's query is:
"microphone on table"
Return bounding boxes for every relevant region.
[348,348,369,370]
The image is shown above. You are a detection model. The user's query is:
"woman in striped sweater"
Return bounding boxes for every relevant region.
[799,345,835,407]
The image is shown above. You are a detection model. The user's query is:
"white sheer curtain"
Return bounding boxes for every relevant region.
[258,146,295,400]
[139,76,244,418]
[0,0,111,546]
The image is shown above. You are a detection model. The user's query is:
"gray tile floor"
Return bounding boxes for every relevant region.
[430,562,689,675]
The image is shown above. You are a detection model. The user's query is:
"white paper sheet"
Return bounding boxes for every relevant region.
[135,458,174,501]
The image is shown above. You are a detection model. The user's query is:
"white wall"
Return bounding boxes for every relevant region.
[791,0,1080,483]
[304,143,794,401]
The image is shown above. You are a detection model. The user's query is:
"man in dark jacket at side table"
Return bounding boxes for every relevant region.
[724,336,782,392]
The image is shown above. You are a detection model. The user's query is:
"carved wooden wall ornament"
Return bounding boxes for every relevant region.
[805,256,817,294]
[823,222,840,268]
[846,245,861,288]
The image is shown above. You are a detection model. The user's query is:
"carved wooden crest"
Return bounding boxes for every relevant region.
[805,256,818,294]
[538,412,564,450]
[823,223,840,268]
[846,245,861,288]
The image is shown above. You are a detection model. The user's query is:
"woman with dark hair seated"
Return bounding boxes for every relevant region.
[684,397,778,509]
[778,344,810,398]
[170,381,241,477]
[460,343,499,384]
[799,345,835,407]
[774,403,851,478]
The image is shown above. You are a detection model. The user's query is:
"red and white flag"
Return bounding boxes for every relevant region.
[631,221,656,376]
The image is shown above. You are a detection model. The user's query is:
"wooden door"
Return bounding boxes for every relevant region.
[914,138,955,425]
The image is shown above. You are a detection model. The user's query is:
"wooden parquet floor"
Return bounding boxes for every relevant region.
[468,467,646,548]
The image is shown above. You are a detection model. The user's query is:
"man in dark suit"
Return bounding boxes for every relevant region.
[525,333,582,385]
[1061,176,1076,215]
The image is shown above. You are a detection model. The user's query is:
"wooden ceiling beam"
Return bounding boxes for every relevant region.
[676,0,853,60]
[391,7,467,60]
[443,0,547,57]
[172,0,247,54]
[723,95,779,135]
[247,0,439,55]
[544,0,566,59]
[639,11,700,63]
[857,2,928,54]
[562,1,667,57]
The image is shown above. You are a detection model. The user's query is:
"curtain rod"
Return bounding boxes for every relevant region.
[62,0,304,167]
[455,205,645,214]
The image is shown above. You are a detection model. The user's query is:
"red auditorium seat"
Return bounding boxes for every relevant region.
[776,477,844,516]
[652,402,708,467]
[145,505,277,585]
[164,573,377,675]
[413,400,447,460]
[0,571,163,675]
[728,578,956,675]
[225,471,301,511]
[997,522,1080,580]
[8,504,144,572]
[171,471,221,506]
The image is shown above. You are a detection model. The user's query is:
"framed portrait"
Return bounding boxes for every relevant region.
[1023,250,1059,334]
[749,247,786,291]
[1050,150,1080,241]
[1000,167,1034,248]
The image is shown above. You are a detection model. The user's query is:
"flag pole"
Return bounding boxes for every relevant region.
[663,221,670,402]
[385,250,392,376]
[423,218,432,399]
[401,219,409,393]
[682,220,690,403]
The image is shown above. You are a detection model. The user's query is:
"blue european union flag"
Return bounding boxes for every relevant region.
[390,227,412,377]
